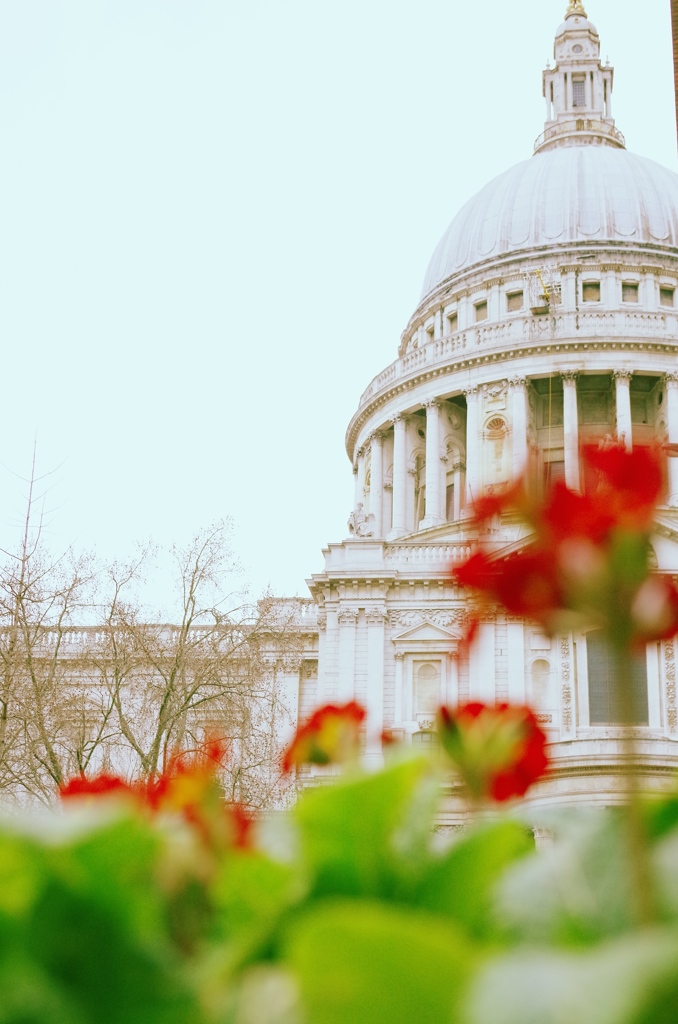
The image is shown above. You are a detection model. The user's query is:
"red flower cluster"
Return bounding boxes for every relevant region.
[282,701,366,773]
[58,738,254,850]
[437,702,549,802]
[455,444,678,646]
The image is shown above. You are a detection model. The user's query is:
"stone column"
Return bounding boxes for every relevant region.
[434,308,443,340]
[388,415,408,538]
[510,377,529,480]
[421,400,444,529]
[464,387,481,506]
[645,272,657,311]
[337,609,358,702]
[316,611,327,703]
[446,651,459,706]
[453,461,463,520]
[606,268,617,308]
[354,447,366,507]
[369,432,384,536]
[665,374,678,505]
[562,371,580,491]
[394,651,405,723]
[614,370,633,450]
[365,609,386,763]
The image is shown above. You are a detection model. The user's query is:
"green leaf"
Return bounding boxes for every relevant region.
[292,757,438,900]
[495,811,637,944]
[282,899,474,1024]
[415,820,534,939]
[210,851,306,969]
[465,929,678,1024]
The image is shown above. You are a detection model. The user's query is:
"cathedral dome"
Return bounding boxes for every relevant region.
[420,146,678,301]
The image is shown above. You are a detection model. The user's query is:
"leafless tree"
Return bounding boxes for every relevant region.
[0,463,301,809]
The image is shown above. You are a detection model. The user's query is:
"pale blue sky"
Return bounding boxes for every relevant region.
[0,0,674,609]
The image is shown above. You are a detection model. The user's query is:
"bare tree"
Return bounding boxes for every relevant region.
[0,465,301,809]
[96,524,298,807]
[0,458,105,803]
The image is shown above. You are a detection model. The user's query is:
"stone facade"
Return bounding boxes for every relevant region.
[292,2,678,823]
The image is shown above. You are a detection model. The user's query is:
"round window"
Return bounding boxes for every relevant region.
[572,44,583,53]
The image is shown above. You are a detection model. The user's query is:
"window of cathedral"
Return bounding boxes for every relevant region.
[630,394,648,424]
[447,312,458,333]
[538,393,564,428]
[586,629,648,725]
[660,287,675,308]
[446,483,454,520]
[572,77,586,107]
[506,290,524,312]
[622,282,639,303]
[474,300,488,322]
[530,658,554,707]
[414,661,440,715]
[542,448,565,488]
[582,281,601,303]
[426,324,435,342]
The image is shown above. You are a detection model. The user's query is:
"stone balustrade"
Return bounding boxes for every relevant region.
[358,310,678,410]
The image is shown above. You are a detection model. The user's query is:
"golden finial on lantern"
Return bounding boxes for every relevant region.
[565,0,588,17]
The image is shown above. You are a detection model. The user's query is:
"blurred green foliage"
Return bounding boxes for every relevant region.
[2,757,678,1023]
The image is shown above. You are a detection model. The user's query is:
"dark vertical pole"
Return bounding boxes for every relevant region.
[672,0,678,146]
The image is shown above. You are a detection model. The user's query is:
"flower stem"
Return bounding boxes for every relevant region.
[613,644,657,926]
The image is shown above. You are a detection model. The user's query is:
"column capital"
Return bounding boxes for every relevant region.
[355,446,365,459]
[365,608,387,626]
[391,413,408,427]
[394,650,405,662]
[664,373,678,390]
[424,398,441,411]
[368,430,385,445]
[561,370,579,384]
[407,465,417,477]
[464,385,480,399]
[612,369,632,384]
[338,609,359,626]
[508,375,528,390]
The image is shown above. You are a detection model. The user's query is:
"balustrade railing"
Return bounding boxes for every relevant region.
[358,310,678,408]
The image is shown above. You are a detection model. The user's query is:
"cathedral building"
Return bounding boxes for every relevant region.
[296,1,678,820]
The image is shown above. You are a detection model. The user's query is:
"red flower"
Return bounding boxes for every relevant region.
[584,443,665,530]
[456,445,678,645]
[59,773,137,800]
[58,738,255,852]
[282,701,366,773]
[437,703,548,802]
[455,548,566,626]
[228,801,255,850]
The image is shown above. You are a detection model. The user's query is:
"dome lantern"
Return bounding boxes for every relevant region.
[535,2,624,154]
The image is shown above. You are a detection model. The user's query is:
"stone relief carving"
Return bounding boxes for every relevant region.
[348,503,375,538]
[387,609,464,630]
[560,634,573,733]
[366,608,387,625]
[316,612,327,631]
[664,638,677,734]
[338,609,359,626]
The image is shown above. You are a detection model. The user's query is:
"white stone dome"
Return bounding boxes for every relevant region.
[420,146,678,301]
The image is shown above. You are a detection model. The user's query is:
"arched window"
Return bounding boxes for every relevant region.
[587,629,648,725]
[414,662,440,715]
[530,658,553,707]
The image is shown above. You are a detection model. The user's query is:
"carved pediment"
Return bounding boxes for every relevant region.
[392,620,461,644]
